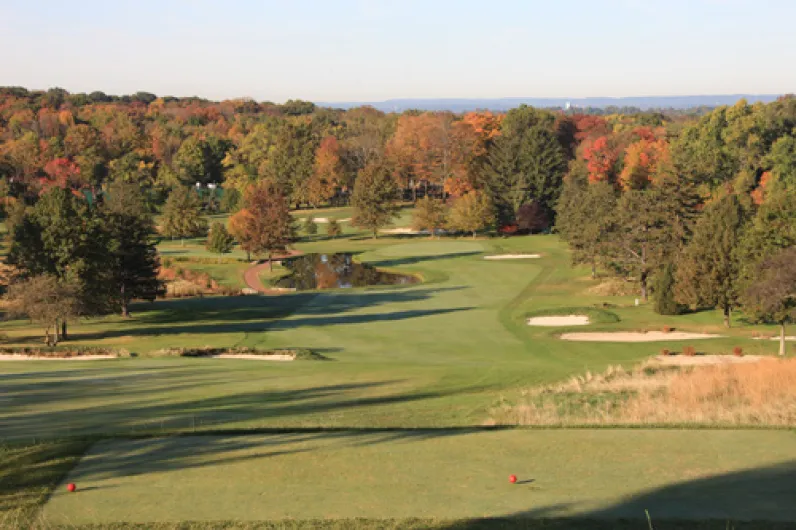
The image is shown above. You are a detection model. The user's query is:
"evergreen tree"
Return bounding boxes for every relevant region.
[556,177,617,278]
[653,263,686,315]
[161,187,208,245]
[412,196,448,238]
[676,193,747,327]
[103,209,164,317]
[326,218,342,238]
[303,215,318,237]
[351,160,400,238]
[206,221,235,262]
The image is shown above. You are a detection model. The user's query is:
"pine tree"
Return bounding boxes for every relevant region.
[556,177,617,278]
[412,197,448,238]
[676,193,747,327]
[653,263,686,315]
[104,210,165,317]
[160,187,208,245]
[303,215,318,237]
[326,218,342,238]
[351,160,400,238]
[206,221,235,263]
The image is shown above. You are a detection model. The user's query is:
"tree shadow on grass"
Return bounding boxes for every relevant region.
[436,460,796,529]
[365,250,482,269]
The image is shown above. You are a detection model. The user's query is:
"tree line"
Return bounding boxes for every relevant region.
[0,87,793,350]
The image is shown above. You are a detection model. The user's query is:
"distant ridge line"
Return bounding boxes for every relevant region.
[318,94,785,112]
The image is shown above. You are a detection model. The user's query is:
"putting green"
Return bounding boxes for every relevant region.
[42,430,796,524]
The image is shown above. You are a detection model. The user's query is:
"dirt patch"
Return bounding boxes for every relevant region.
[0,354,117,361]
[528,315,590,326]
[484,254,541,260]
[559,331,723,342]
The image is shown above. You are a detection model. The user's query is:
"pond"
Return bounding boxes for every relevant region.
[275,253,418,291]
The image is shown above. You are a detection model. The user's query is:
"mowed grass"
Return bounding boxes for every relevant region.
[0,232,789,440]
[40,430,796,525]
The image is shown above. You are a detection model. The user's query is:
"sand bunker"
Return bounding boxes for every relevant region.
[753,336,796,341]
[379,227,445,235]
[560,331,723,342]
[209,354,294,361]
[528,315,590,326]
[649,354,765,366]
[0,354,117,361]
[309,217,350,224]
[484,254,541,260]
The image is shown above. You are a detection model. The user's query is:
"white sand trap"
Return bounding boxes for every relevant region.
[484,254,541,260]
[0,354,117,361]
[753,336,796,341]
[528,315,590,326]
[560,331,723,342]
[649,354,765,366]
[209,354,294,361]
[308,217,350,224]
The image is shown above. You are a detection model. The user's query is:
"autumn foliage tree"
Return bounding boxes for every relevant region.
[447,191,494,238]
[412,197,448,238]
[308,136,344,206]
[229,182,296,270]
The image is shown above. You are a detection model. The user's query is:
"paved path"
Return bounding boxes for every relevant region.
[241,251,302,295]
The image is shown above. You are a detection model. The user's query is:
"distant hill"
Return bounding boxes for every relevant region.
[318,94,784,112]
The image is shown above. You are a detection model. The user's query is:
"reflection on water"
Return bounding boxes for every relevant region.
[276,253,418,291]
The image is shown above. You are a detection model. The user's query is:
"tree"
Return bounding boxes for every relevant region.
[103,209,164,317]
[308,136,344,206]
[653,263,686,315]
[104,180,148,216]
[351,160,400,238]
[556,176,617,278]
[8,188,109,337]
[326,218,342,238]
[447,191,494,238]
[743,247,796,356]
[412,196,448,238]
[303,215,318,237]
[6,275,79,345]
[676,193,747,327]
[206,221,235,263]
[516,201,550,234]
[160,187,208,245]
[230,182,296,270]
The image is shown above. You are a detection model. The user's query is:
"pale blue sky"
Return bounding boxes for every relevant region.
[1,0,794,102]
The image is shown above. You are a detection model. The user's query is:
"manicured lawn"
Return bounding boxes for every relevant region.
[0,229,788,441]
[40,430,796,525]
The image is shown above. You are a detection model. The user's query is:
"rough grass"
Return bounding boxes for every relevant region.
[490,358,796,426]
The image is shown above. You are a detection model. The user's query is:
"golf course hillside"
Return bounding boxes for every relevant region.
[2,224,795,529]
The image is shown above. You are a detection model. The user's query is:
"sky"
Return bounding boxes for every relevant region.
[1,0,795,103]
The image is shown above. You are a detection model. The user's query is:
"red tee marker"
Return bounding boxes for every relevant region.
[509,474,517,484]
[67,483,76,492]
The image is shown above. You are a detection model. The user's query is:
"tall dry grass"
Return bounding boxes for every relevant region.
[489,358,796,426]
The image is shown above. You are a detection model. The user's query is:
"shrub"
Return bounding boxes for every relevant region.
[683,345,697,357]
[661,348,671,356]
[515,202,550,234]
[326,218,342,238]
[662,326,673,333]
[733,346,744,357]
[303,216,318,236]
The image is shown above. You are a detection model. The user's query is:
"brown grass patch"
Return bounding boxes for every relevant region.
[586,278,639,296]
[489,357,796,426]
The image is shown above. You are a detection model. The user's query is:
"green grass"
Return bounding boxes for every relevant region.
[0,440,91,527]
[3,206,795,526]
[39,430,796,526]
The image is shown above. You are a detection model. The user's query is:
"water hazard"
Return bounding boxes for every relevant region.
[275,253,418,291]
